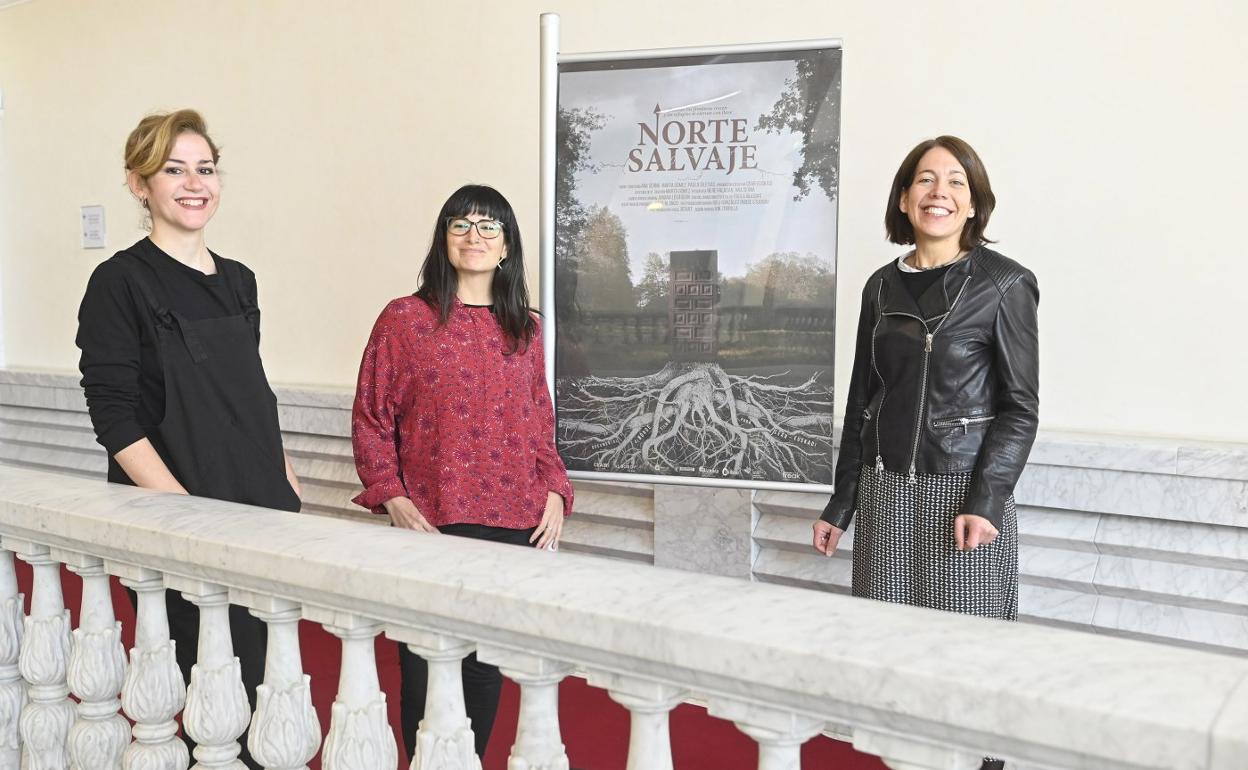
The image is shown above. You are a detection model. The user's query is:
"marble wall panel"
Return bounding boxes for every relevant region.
[0,443,105,477]
[1093,555,1248,614]
[1018,545,1100,590]
[1093,595,1248,654]
[1016,506,1100,551]
[0,369,85,388]
[277,404,350,438]
[654,485,753,579]
[751,549,853,593]
[0,404,92,429]
[1025,432,1180,474]
[1094,514,1248,569]
[1017,584,1098,628]
[561,519,653,563]
[1016,465,1248,528]
[281,432,352,457]
[0,382,86,412]
[287,453,359,489]
[271,385,353,410]
[752,513,818,553]
[298,480,364,512]
[4,421,99,451]
[752,489,828,518]
[1177,444,1248,482]
[573,489,653,527]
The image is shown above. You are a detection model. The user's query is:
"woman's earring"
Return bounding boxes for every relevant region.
[141,198,149,209]
[969,209,975,218]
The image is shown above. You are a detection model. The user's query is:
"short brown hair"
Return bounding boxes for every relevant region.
[124,109,220,179]
[885,135,995,251]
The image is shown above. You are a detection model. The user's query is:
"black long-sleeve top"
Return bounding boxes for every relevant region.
[76,237,259,472]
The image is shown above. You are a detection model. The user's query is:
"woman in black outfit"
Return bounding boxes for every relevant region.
[76,109,300,768]
[812,136,1038,770]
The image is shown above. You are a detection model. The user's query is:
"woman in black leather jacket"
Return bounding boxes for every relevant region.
[813,134,1038,618]
[813,136,1037,769]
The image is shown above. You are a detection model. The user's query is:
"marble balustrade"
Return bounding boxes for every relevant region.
[3,368,1247,656]
[0,462,1246,770]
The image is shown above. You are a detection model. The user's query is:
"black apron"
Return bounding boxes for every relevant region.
[120,254,291,768]
[125,254,300,513]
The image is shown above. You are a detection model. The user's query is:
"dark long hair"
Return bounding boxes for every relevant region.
[415,184,536,354]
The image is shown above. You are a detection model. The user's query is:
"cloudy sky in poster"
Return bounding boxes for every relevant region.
[559,58,838,280]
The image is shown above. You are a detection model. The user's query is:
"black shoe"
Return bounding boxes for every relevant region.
[980,760,1004,770]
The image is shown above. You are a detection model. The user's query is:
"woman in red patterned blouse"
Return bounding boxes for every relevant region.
[351,184,574,759]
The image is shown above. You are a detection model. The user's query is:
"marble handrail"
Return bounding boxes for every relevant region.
[1,463,1246,770]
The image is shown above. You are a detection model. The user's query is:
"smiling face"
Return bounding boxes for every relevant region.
[899,146,975,246]
[445,212,507,279]
[129,131,220,236]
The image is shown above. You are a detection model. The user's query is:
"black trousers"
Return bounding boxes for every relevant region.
[399,523,537,760]
[129,588,267,770]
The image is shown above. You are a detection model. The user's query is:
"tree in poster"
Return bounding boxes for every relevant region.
[755,53,842,202]
[720,252,836,308]
[575,206,635,313]
[555,106,606,255]
[554,106,607,377]
[634,252,669,310]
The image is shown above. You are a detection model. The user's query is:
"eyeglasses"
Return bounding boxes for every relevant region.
[446,217,504,240]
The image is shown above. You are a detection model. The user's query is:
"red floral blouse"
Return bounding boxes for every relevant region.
[351,295,574,528]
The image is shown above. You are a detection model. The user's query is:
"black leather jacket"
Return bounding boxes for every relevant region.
[821,246,1039,530]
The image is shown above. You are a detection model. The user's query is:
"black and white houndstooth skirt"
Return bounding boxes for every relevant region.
[852,466,1018,621]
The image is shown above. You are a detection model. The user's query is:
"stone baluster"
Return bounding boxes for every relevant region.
[588,671,685,770]
[233,592,320,770]
[390,628,479,770]
[173,580,252,769]
[118,567,189,770]
[10,539,75,770]
[62,551,129,770]
[852,729,985,770]
[709,700,823,770]
[0,548,26,768]
[476,648,572,770]
[307,609,396,770]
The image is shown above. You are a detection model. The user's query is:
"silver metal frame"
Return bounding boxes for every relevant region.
[559,37,842,65]
[539,14,841,495]
[570,470,832,495]
[540,13,560,399]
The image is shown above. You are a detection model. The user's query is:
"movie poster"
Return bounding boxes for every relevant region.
[553,46,841,488]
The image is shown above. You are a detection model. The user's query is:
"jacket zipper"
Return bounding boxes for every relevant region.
[931,414,996,434]
[880,276,972,483]
[870,279,888,474]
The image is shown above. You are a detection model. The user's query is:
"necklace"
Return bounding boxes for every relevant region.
[905,249,968,272]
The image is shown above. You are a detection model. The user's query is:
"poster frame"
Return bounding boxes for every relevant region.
[540,16,842,493]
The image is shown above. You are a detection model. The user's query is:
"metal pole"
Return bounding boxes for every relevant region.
[539,13,559,399]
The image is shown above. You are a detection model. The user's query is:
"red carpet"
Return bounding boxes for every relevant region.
[14,563,885,769]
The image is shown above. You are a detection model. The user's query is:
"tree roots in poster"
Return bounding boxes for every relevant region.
[558,362,833,482]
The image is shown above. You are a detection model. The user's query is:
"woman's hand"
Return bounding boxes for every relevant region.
[954,514,998,551]
[530,492,566,550]
[812,520,845,556]
[383,497,439,533]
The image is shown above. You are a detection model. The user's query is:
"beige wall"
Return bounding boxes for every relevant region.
[1,0,1244,441]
